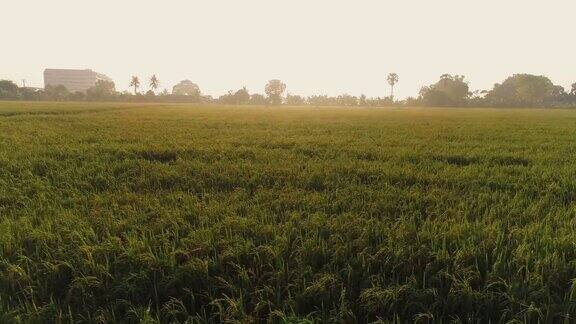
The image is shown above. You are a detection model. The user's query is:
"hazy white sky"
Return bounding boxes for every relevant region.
[2,0,574,98]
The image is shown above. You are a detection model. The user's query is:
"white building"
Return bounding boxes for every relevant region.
[43,69,112,93]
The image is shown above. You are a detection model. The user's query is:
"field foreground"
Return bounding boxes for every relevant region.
[1,102,576,322]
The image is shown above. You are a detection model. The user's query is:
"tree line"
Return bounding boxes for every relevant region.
[1,73,576,108]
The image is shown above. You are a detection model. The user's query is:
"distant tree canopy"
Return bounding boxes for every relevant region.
[249,93,267,105]
[285,93,306,105]
[304,94,393,107]
[234,87,250,104]
[485,74,564,107]
[265,80,286,105]
[87,80,116,101]
[172,80,201,98]
[219,87,250,105]
[419,74,469,107]
[44,85,70,101]
[0,80,19,99]
[2,72,576,108]
[17,87,42,101]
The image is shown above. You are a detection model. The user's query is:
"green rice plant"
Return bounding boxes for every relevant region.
[1,102,576,322]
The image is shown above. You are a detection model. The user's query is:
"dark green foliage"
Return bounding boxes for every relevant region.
[86,80,117,101]
[485,74,564,107]
[419,74,470,107]
[0,80,19,100]
[1,102,576,322]
[219,87,251,105]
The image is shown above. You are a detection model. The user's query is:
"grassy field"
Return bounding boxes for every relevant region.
[1,102,576,323]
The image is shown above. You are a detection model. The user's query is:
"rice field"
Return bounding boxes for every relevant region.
[1,102,576,323]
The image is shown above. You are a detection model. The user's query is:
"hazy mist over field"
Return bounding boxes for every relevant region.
[2,0,575,98]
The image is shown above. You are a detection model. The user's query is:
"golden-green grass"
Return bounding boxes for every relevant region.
[1,101,576,323]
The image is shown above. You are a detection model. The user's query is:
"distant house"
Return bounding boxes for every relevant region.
[43,69,112,93]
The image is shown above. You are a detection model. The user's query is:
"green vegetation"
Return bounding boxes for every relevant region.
[3,73,576,108]
[1,102,576,322]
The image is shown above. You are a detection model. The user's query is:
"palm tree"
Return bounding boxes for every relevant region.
[149,75,160,93]
[129,76,140,95]
[387,73,399,100]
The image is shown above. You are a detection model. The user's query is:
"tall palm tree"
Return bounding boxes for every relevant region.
[387,73,399,100]
[129,76,140,95]
[149,75,160,93]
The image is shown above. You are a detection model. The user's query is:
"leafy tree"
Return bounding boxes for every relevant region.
[172,80,201,97]
[387,73,399,100]
[403,96,420,106]
[218,87,250,105]
[0,80,19,99]
[306,94,367,107]
[366,96,394,107]
[218,90,235,104]
[571,83,576,96]
[149,75,160,93]
[419,74,469,106]
[285,93,307,105]
[307,95,334,106]
[265,79,286,105]
[233,87,250,104]
[336,94,358,106]
[249,93,267,105]
[485,74,561,107]
[86,80,116,101]
[44,85,70,101]
[129,76,140,95]
[551,85,567,100]
[69,91,86,101]
[468,90,490,107]
[18,87,41,101]
[419,87,449,106]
